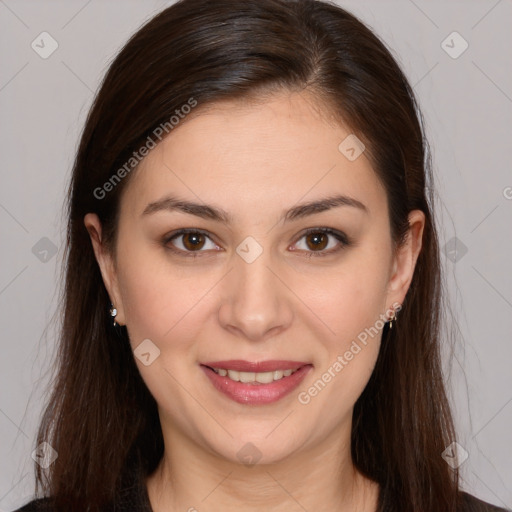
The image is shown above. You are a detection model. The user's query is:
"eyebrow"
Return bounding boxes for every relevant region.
[142,194,368,223]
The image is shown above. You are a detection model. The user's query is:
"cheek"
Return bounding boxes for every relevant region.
[115,252,215,421]
[291,251,389,416]
[116,246,209,355]
[294,251,390,346]
[295,288,384,435]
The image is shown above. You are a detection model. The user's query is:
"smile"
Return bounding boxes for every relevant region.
[200,360,313,405]
[209,367,299,384]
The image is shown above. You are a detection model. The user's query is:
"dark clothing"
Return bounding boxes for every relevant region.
[12,467,511,512]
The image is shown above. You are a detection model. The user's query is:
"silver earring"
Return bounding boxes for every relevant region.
[110,304,118,326]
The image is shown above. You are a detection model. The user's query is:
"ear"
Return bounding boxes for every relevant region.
[84,213,126,325]
[385,209,425,308]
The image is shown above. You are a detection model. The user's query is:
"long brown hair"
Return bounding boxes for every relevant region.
[32,0,461,510]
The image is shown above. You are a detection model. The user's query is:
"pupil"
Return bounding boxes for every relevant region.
[185,233,204,250]
[308,233,327,250]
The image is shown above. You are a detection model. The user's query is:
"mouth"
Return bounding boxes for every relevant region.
[200,360,313,405]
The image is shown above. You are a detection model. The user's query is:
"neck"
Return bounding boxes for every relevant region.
[146,421,379,512]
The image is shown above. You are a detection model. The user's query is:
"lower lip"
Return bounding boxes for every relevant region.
[200,364,313,405]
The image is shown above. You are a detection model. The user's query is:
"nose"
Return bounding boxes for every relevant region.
[218,247,294,342]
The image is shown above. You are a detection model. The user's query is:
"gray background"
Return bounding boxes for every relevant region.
[0,0,511,510]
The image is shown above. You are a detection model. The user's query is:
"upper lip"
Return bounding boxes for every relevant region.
[201,360,310,372]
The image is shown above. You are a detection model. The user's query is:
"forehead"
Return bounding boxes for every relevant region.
[120,91,385,219]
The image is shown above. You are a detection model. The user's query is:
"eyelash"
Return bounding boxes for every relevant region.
[162,227,351,259]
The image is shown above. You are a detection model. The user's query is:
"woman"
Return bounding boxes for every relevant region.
[13,0,509,511]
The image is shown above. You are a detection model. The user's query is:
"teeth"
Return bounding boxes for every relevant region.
[227,369,240,381]
[256,371,274,384]
[239,371,255,383]
[212,367,299,383]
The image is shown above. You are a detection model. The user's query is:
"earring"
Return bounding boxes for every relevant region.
[109,304,118,326]
[388,307,397,329]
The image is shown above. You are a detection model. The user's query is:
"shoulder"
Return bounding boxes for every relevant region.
[460,491,511,512]
[9,466,151,512]
[10,470,151,512]
[10,497,54,512]
[12,490,510,512]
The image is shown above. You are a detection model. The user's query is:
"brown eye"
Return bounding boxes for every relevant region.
[292,228,350,257]
[304,232,329,251]
[165,229,219,256]
[182,232,206,251]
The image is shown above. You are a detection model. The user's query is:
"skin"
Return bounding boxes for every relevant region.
[85,90,424,512]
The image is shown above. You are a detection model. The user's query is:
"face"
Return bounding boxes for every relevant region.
[86,91,423,466]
